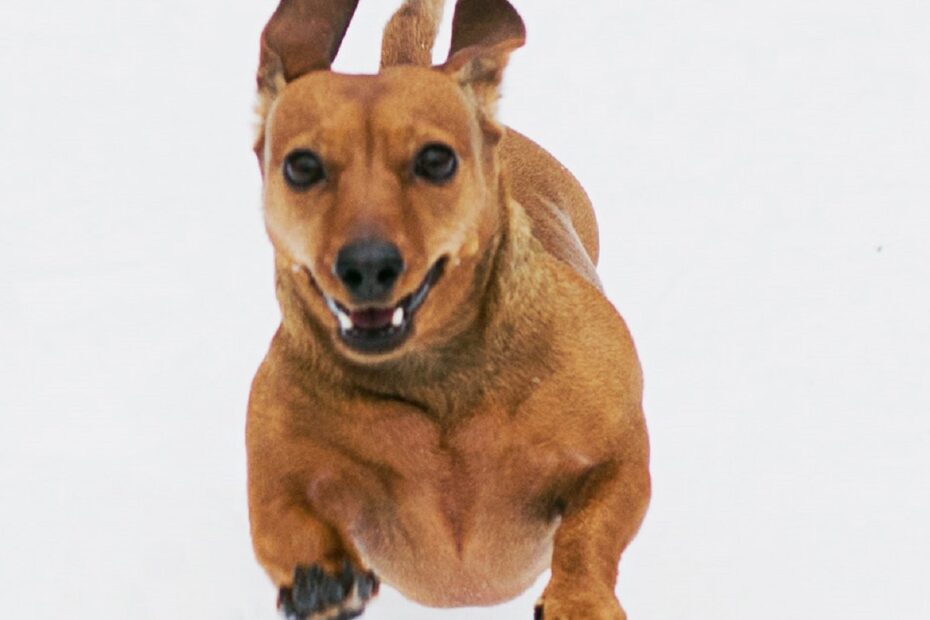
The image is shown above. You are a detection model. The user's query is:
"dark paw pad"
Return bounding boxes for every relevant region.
[278,561,379,620]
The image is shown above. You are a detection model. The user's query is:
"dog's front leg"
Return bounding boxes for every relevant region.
[249,475,379,620]
[538,438,650,620]
[248,378,379,620]
[248,349,380,619]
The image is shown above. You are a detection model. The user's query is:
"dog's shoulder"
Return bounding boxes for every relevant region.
[559,261,637,358]
[247,328,334,429]
[536,250,643,418]
[511,287,645,463]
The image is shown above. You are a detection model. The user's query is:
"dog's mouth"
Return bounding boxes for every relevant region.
[321,257,447,355]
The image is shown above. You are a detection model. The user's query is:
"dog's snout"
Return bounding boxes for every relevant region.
[334,239,405,302]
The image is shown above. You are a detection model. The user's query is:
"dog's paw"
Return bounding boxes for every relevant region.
[277,561,379,620]
[534,592,626,620]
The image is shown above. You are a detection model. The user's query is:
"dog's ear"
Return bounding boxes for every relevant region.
[447,0,525,57]
[440,0,526,141]
[257,0,359,97]
[255,0,359,161]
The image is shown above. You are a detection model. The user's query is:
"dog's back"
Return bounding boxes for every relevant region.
[381,0,601,287]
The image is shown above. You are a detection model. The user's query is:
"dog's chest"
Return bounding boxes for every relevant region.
[309,404,586,606]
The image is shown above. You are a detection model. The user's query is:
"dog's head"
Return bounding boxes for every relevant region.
[254,0,525,362]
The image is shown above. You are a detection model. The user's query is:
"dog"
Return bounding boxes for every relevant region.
[246,1,651,618]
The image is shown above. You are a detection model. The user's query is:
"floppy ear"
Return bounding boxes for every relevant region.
[257,0,359,96]
[447,0,525,56]
[440,0,526,139]
[255,0,359,158]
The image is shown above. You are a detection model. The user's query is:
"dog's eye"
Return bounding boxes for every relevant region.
[283,150,326,190]
[413,144,458,184]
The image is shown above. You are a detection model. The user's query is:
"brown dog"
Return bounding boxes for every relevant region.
[247,1,650,618]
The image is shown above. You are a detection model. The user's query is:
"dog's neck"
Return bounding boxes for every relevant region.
[273,189,556,419]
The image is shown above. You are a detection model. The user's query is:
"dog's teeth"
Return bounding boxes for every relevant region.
[337,311,353,331]
[325,295,354,331]
[391,307,405,327]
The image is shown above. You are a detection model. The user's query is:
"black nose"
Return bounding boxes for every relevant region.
[334,239,405,302]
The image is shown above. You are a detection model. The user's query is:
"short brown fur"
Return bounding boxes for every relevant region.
[247,1,650,618]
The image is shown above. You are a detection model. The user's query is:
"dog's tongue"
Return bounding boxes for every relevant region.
[349,308,395,330]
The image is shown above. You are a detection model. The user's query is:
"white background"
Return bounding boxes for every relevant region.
[1,0,928,618]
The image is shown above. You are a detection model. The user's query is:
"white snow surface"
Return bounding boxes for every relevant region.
[2,0,929,618]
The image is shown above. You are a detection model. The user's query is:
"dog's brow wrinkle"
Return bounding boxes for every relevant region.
[365,112,375,170]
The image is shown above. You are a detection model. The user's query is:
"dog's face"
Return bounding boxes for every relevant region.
[262,68,500,359]
[254,0,525,362]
